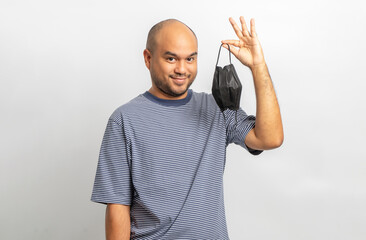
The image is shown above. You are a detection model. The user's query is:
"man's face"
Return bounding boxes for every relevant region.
[144,22,198,99]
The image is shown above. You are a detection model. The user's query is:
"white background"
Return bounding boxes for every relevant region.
[1,0,365,239]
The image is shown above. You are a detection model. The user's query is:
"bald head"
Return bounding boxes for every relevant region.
[146,19,197,53]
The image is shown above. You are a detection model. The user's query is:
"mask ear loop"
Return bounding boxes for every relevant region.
[225,44,238,126]
[216,43,238,126]
[235,110,238,126]
[216,43,231,67]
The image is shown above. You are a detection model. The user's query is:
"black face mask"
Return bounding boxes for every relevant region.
[212,43,242,123]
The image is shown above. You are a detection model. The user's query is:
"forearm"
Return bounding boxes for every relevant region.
[106,204,131,240]
[250,63,284,148]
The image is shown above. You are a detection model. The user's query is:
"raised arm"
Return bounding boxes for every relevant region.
[222,16,284,150]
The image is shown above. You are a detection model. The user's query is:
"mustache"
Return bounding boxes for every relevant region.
[170,74,190,78]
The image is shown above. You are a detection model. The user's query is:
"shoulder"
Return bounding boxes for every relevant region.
[191,90,218,108]
[109,93,146,125]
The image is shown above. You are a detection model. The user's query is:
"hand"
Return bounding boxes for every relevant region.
[222,16,266,70]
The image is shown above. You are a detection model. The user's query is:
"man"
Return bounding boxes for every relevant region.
[91,17,283,240]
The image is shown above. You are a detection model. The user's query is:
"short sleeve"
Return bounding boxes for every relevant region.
[90,117,133,205]
[224,107,263,155]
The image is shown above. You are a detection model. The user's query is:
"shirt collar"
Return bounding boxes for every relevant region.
[143,89,193,106]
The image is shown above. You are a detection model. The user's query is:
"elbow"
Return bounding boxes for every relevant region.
[252,128,284,150]
[273,136,284,148]
[268,128,284,149]
[262,135,284,150]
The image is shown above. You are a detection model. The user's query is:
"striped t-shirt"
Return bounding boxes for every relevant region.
[91,88,263,239]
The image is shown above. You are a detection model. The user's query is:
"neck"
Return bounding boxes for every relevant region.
[148,86,188,100]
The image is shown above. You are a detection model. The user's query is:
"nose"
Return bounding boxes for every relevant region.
[174,60,186,75]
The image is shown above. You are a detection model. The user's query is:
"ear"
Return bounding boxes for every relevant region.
[143,49,152,70]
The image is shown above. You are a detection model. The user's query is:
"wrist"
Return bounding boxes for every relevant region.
[250,62,267,72]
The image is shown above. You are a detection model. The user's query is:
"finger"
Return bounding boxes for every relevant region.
[222,44,239,58]
[221,39,241,48]
[229,17,244,39]
[240,16,251,37]
[250,18,257,37]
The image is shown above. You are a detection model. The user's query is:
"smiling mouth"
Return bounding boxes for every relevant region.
[171,77,187,85]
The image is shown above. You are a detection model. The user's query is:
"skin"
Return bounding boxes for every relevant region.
[106,21,198,240]
[222,16,284,149]
[106,203,130,240]
[143,17,283,150]
[143,21,198,100]
[106,16,284,240]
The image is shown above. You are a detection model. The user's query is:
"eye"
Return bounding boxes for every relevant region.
[186,57,195,62]
[167,57,176,62]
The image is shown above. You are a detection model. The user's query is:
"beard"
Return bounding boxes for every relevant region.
[150,71,195,98]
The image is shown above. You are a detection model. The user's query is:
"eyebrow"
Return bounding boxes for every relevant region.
[164,51,198,57]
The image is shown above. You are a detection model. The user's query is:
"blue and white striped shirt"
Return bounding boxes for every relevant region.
[91,88,263,239]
